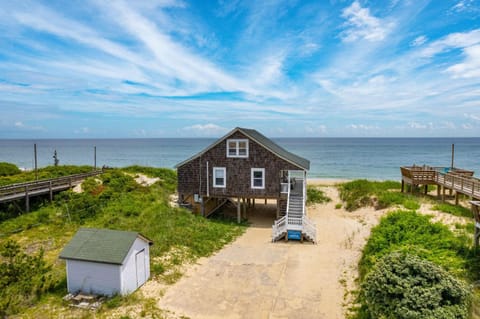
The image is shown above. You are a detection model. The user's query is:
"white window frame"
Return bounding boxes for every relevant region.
[213,167,226,188]
[251,168,265,189]
[226,139,249,158]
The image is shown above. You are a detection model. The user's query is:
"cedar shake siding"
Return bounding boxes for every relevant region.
[177,128,308,200]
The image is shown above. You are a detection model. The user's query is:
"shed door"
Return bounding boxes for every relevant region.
[135,249,146,287]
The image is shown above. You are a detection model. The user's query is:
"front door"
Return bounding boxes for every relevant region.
[135,249,146,287]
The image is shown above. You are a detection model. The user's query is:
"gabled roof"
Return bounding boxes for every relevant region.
[59,228,153,265]
[175,127,310,170]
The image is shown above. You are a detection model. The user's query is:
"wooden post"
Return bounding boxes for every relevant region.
[455,192,459,205]
[49,181,53,202]
[253,198,255,208]
[424,185,428,195]
[265,198,267,205]
[401,180,404,193]
[34,143,38,181]
[276,199,280,219]
[201,197,205,217]
[237,197,241,223]
[242,198,246,218]
[451,143,454,169]
[25,185,30,213]
[437,185,441,198]
[442,186,446,202]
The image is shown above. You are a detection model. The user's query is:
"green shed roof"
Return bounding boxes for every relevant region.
[59,228,152,265]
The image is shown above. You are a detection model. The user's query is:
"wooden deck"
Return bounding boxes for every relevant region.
[0,171,103,211]
[400,166,480,200]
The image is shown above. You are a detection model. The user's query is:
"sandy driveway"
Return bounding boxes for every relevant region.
[157,184,385,319]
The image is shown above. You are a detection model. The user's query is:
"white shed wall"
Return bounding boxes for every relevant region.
[66,260,121,296]
[120,238,151,295]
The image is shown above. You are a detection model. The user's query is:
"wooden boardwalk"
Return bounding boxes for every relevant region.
[0,171,103,211]
[401,166,480,201]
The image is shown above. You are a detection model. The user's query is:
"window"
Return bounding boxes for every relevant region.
[213,167,226,188]
[251,168,265,189]
[227,139,249,158]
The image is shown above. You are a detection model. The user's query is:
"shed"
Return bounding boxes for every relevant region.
[59,228,153,296]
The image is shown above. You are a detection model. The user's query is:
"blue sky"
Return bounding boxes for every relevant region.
[0,0,480,138]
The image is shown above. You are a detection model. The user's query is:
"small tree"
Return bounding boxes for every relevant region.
[362,252,470,319]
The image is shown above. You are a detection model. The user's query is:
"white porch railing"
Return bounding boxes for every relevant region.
[272,170,316,243]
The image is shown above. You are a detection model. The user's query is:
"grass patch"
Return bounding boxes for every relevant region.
[432,203,472,218]
[0,165,95,186]
[0,166,245,317]
[306,186,331,205]
[338,180,419,211]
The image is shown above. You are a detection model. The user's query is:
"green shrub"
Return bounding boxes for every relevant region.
[0,162,21,176]
[432,203,472,218]
[359,211,469,279]
[335,203,342,209]
[306,187,331,205]
[362,252,470,319]
[0,240,54,316]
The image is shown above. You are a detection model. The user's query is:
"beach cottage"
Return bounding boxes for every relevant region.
[176,127,316,242]
[59,228,153,296]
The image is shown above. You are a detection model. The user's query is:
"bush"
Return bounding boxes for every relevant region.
[0,240,54,316]
[359,210,468,279]
[362,252,470,319]
[0,162,21,176]
[306,187,331,205]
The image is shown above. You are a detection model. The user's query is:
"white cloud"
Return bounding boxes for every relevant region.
[341,1,393,42]
[420,29,480,57]
[74,127,90,134]
[464,113,480,121]
[451,0,477,12]
[305,125,327,134]
[14,121,24,127]
[182,123,229,136]
[408,121,433,129]
[462,123,474,129]
[446,44,480,78]
[348,124,379,130]
[411,35,427,47]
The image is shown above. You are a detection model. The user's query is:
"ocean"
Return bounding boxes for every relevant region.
[1,138,479,180]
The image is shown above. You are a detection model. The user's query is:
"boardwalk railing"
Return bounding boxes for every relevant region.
[0,170,103,210]
[401,166,480,200]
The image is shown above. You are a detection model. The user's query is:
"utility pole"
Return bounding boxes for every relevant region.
[34,143,38,180]
[451,144,455,169]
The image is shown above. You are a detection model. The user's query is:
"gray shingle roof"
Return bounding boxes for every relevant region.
[239,128,310,170]
[59,228,152,265]
[175,127,310,170]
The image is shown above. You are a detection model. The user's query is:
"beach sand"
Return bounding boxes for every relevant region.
[132,180,385,319]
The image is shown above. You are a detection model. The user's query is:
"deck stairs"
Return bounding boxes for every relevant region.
[272,171,316,243]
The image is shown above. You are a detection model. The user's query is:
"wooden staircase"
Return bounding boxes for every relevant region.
[272,171,316,243]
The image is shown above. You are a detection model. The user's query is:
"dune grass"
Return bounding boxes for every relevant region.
[306,186,331,205]
[0,166,246,317]
[432,203,472,218]
[338,179,420,211]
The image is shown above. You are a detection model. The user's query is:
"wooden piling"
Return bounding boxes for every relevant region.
[25,185,29,212]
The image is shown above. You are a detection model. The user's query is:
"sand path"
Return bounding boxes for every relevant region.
[157,184,385,319]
